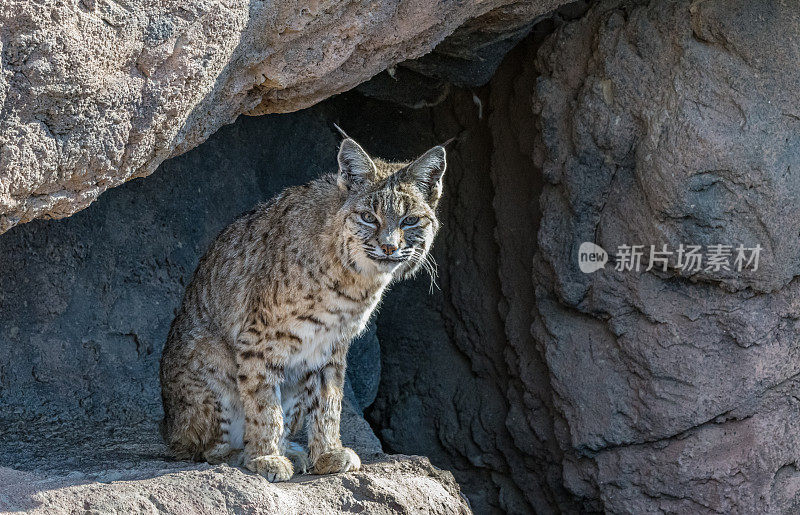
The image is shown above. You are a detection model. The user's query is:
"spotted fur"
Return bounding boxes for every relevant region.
[159,136,446,481]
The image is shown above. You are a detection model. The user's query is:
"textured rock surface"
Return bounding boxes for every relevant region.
[357,1,590,108]
[0,0,568,234]
[1,456,468,515]
[530,0,800,511]
[400,0,570,87]
[0,403,468,514]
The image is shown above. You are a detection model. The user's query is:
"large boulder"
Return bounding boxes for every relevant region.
[532,0,800,511]
[0,0,567,234]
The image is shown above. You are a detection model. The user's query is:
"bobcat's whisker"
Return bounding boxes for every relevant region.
[410,247,440,293]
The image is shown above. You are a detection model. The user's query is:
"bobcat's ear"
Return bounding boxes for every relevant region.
[338,138,377,192]
[401,145,446,206]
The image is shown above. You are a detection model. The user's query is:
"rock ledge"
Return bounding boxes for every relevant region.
[1,455,469,514]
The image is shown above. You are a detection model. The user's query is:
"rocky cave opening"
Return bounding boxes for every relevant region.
[3,0,799,513]
[0,11,563,511]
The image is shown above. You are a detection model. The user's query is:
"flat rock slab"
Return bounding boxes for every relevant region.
[0,456,468,514]
[0,400,469,514]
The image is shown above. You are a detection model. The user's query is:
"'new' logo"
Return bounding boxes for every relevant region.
[578,242,608,273]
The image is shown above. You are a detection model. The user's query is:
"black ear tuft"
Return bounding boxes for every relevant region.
[333,122,350,140]
[401,145,447,205]
[337,138,377,191]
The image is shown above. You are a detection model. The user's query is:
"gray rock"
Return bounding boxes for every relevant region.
[356,1,590,109]
[400,0,578,87]
[1,456,469,515]
[530,0,800,511]
[0,0,568,234]
[346,321,382,412]
[0,456,469,515]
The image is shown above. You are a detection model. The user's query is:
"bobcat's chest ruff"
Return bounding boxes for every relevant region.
[279,285,383,371]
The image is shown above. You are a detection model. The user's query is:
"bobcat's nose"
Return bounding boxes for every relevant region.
[380,243,398,256]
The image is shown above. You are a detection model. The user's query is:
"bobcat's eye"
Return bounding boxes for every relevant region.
[360,212,377,224]
[401,215,420,227]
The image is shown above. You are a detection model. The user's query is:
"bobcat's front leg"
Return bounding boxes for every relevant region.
[308,345,361,474]
[236,337,292,482]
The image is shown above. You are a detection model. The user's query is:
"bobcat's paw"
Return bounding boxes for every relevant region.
[246,455,294,482]
[284,441,310,475]
[204,443,244,467]
[313,447,361,475]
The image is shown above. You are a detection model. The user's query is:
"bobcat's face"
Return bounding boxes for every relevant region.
[346,180,439,277]
[336,138,446,279]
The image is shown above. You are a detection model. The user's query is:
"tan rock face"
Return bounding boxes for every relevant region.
[0,0,565,234]
[0,458,470,515]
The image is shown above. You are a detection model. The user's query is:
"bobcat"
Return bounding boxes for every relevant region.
[159,134,446,482]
